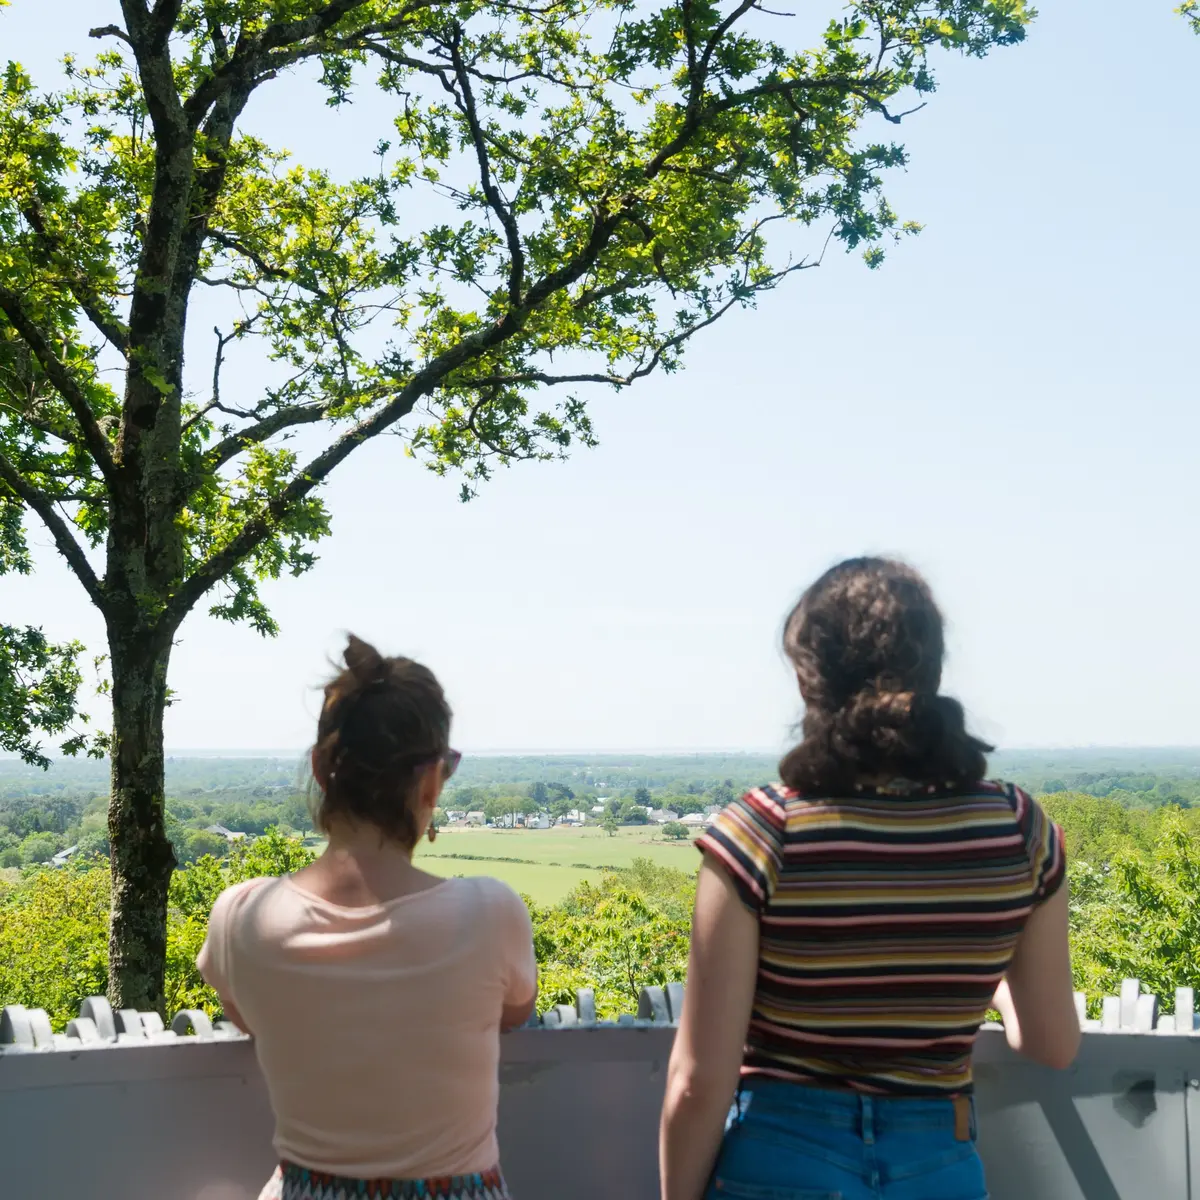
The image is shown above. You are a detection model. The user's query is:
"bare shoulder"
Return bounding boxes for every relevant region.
[464,874,527,912]
[211,874,277,923]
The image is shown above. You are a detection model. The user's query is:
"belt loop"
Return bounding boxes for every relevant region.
[861,1095,875,1146]
[953,1095,971,1143]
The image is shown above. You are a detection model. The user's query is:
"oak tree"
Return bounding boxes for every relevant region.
[0,0,1030,1009]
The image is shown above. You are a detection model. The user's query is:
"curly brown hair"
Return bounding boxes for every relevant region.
[778,558,991,793]
[310,635,452,847]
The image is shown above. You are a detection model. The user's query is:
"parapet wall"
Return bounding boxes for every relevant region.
[1,981,1198,1200]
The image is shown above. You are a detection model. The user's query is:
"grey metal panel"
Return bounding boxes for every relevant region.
[975,1031,1195,1200]
[2,1028,1198,1200]
[0,1039,276,1200]
[1189,1074,1200,1200]
[500,1028,673,1200]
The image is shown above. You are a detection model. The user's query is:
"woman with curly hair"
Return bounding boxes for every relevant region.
[660,558,1079,1200]
[198,636,537,1200]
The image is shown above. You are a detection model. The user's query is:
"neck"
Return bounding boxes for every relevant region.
[322,818,415,862]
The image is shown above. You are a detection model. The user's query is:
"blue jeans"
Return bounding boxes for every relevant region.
[704,1079,988,1200]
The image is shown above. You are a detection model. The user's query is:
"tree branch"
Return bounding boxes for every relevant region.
[119,0,186,135]
[184,0,376,122]
[332,33,589,92]
[176,324,238,437]
[207,230,293,282]
[202,401,330,472]
[646,72,886,180]
[0,449,107,612]
[166,164,666,626]
[447,29,525,308]
[0,288,120,487]
[454,370,629,389]
[454,258,820,392]
[88,24,134,46]
[20,200,130,356]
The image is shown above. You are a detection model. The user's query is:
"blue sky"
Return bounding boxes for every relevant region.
[3,1,1198,754]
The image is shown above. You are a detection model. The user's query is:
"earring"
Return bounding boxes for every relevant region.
[427,823,438,844]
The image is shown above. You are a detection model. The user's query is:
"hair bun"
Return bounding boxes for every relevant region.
[836,688,933,752]
[343,634,387,686]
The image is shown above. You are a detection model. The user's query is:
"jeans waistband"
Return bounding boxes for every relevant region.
[736,1079,976,1136]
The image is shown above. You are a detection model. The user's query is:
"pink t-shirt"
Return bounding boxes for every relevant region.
[197,873,537,1179]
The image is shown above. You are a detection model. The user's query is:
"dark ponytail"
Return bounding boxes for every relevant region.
[779,558,991,794]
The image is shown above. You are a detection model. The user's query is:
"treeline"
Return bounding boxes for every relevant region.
[0,784,313,868]
[0,755,767,867]
[4,790,1200,1027]
[4,752,1200,871]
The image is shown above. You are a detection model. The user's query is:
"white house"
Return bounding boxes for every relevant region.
[648,809,680,824]
[50,845,79,868]
[591,804,606,815]
[205,824,246,842]
[526,814,551,830]
[446,810,466,823]
[560,809,588,825]
[681,812,710,828]
[465,811,487,826]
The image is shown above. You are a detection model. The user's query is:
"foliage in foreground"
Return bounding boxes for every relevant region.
[534,859,694,1016]
[6,801,1200,1029]
[0,828,314,1027]
[0,831,691,1026]
[1066,810,1200,1011]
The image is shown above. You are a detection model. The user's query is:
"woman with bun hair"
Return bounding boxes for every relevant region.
[661,558,1079,1200]
[199,636,536,1200]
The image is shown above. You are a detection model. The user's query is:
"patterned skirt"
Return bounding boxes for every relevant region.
[259,1162,511,1200]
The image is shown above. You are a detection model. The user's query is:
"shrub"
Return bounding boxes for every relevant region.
[534,859,693,1017]
[0,862,110,1029]
[20,832,61,865]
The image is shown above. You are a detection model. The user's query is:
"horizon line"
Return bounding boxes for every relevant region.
[5,743,1200,763]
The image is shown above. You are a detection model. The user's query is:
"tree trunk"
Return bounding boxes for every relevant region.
[106,622,176,1012]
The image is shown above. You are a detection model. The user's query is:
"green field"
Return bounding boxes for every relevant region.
[413,826,700,905]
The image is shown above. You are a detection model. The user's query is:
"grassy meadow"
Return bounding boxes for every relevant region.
[412,825,701,905]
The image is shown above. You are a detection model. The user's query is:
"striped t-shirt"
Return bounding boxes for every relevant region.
[696,779,1066,1096]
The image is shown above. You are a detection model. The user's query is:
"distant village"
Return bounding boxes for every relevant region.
[441,802,720,831]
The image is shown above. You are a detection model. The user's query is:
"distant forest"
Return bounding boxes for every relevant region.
[2,747,1199,869]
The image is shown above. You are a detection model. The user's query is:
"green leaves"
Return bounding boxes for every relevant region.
[0,625,106,768]
[1065,806,1200,1013]
[1181,1,1200,34]
[1,0,1034,684]
[534,859,694,1015]
[0,859,111,1030]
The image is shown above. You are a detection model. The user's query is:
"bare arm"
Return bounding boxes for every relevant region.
[660,859,759,1200]
[499,883,539,1032]
[216,991,252,1036]
[992,882,1080,1070]
[502,985,538,1032]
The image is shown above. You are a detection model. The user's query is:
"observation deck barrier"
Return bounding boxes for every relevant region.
[2,979,1198,1199]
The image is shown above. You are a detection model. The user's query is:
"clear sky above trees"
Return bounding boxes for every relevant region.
[4,0,1199,759]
